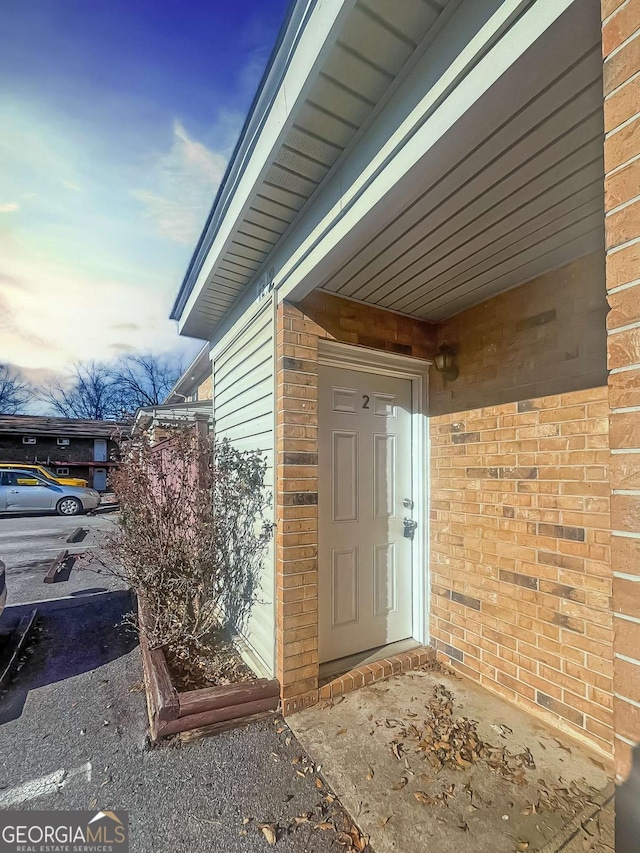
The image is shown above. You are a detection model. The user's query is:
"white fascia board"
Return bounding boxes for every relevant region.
[177,0,357,336]
[272,0,581,304]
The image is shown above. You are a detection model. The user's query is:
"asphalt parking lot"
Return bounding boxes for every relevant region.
[0,513,363,852]
[0,510,124,606]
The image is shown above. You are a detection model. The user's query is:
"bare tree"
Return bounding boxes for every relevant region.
[41,353,183,420]
[110,353,182,410]
[0,364,33,414]
[42,361,123,419]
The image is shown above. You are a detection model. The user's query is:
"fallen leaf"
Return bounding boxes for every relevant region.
[379,815,392,828]
[315,821,334,831]
[315,778,323,789]
[455,752,472,768]
[242,817,250,825]
[553,738,572,755]
[366,766,374,781]
[391,741,404,760]
[336,727,347,736]
[260,824,277,845]
[414,791,441,805]
[516,841,529,852]
[391,777,408,791]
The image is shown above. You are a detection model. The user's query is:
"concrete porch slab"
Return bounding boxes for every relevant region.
[289,666,614,853]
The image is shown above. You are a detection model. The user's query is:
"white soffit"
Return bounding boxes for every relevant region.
[321,7,605,320]
[281,0,605,321]
[178,0,455,338]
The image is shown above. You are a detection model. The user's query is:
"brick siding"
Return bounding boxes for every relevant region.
[430,253,607,417]
[602,0,640,781]
[431,388,613,755]
[0,435,120,489]
[275,296,436,713]
[276,266,618,753]
[196,374,212,400]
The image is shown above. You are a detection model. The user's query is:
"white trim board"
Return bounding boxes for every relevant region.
[317,340,432,649]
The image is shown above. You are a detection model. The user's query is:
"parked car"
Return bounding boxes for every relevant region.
[0,469,101,516]
[0,463,88,488]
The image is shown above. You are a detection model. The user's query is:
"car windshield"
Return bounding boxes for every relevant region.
[37,466,59,480]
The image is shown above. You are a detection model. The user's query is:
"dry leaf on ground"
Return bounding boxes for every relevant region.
[259,823,277,845]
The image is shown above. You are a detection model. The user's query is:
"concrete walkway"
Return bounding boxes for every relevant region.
[290,665,614,853]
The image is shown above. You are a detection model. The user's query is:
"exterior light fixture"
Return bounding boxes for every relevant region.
[434,344,459,381]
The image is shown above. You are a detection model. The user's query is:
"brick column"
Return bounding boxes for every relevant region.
[602,0,640,781]
[275,303,321,713]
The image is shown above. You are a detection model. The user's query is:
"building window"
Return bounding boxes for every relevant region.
[56,467,69,476]
[22,436,36,445]
[57,437,70,446]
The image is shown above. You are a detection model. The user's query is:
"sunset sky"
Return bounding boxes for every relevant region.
[0,0,289,384]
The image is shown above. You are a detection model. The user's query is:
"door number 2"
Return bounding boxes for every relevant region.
[362,395,370,409]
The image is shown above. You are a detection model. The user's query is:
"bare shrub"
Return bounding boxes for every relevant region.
[105,423,273,663]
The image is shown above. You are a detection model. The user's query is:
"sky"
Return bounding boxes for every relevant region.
[0,0,289,385]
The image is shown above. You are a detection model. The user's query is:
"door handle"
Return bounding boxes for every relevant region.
[403,517,418,539]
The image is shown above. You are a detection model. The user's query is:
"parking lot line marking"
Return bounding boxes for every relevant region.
[18,545,99,554]
[0,530,62,538]
[0,762,92,807]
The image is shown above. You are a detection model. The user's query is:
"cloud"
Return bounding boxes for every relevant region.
[63,180,83,192]
[132,120,227,245]
[0,203,19,213]
[109,342,136,352]
[0,247,197,372]
[110,322,140,331]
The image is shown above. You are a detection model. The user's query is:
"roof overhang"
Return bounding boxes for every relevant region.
[171,0,459,339]
[172,0,604,339]
[164,344,211,403]
[133,400,213,434]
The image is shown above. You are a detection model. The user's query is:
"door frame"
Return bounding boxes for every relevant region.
[317,340,431,650]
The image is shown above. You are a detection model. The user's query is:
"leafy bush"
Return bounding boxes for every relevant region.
[106,423,273,657]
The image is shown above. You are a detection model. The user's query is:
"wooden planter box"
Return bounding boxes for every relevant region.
[138,602,280,741]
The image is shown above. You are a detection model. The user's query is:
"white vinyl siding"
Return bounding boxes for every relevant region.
[212,300,275,675]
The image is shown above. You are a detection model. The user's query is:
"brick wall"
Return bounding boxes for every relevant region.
[602,0,640,781]
[275,294,437,713]
[196,374,213,400]
[0,436,119,466]
[295,289,437,359]
[431,388,613,754]
[429,253,614,755]
[430,253,608,416]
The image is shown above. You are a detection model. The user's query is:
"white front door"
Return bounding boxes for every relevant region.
[319,364,414,663]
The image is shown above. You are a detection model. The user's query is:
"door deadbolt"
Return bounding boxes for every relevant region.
[403,498,414,509]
